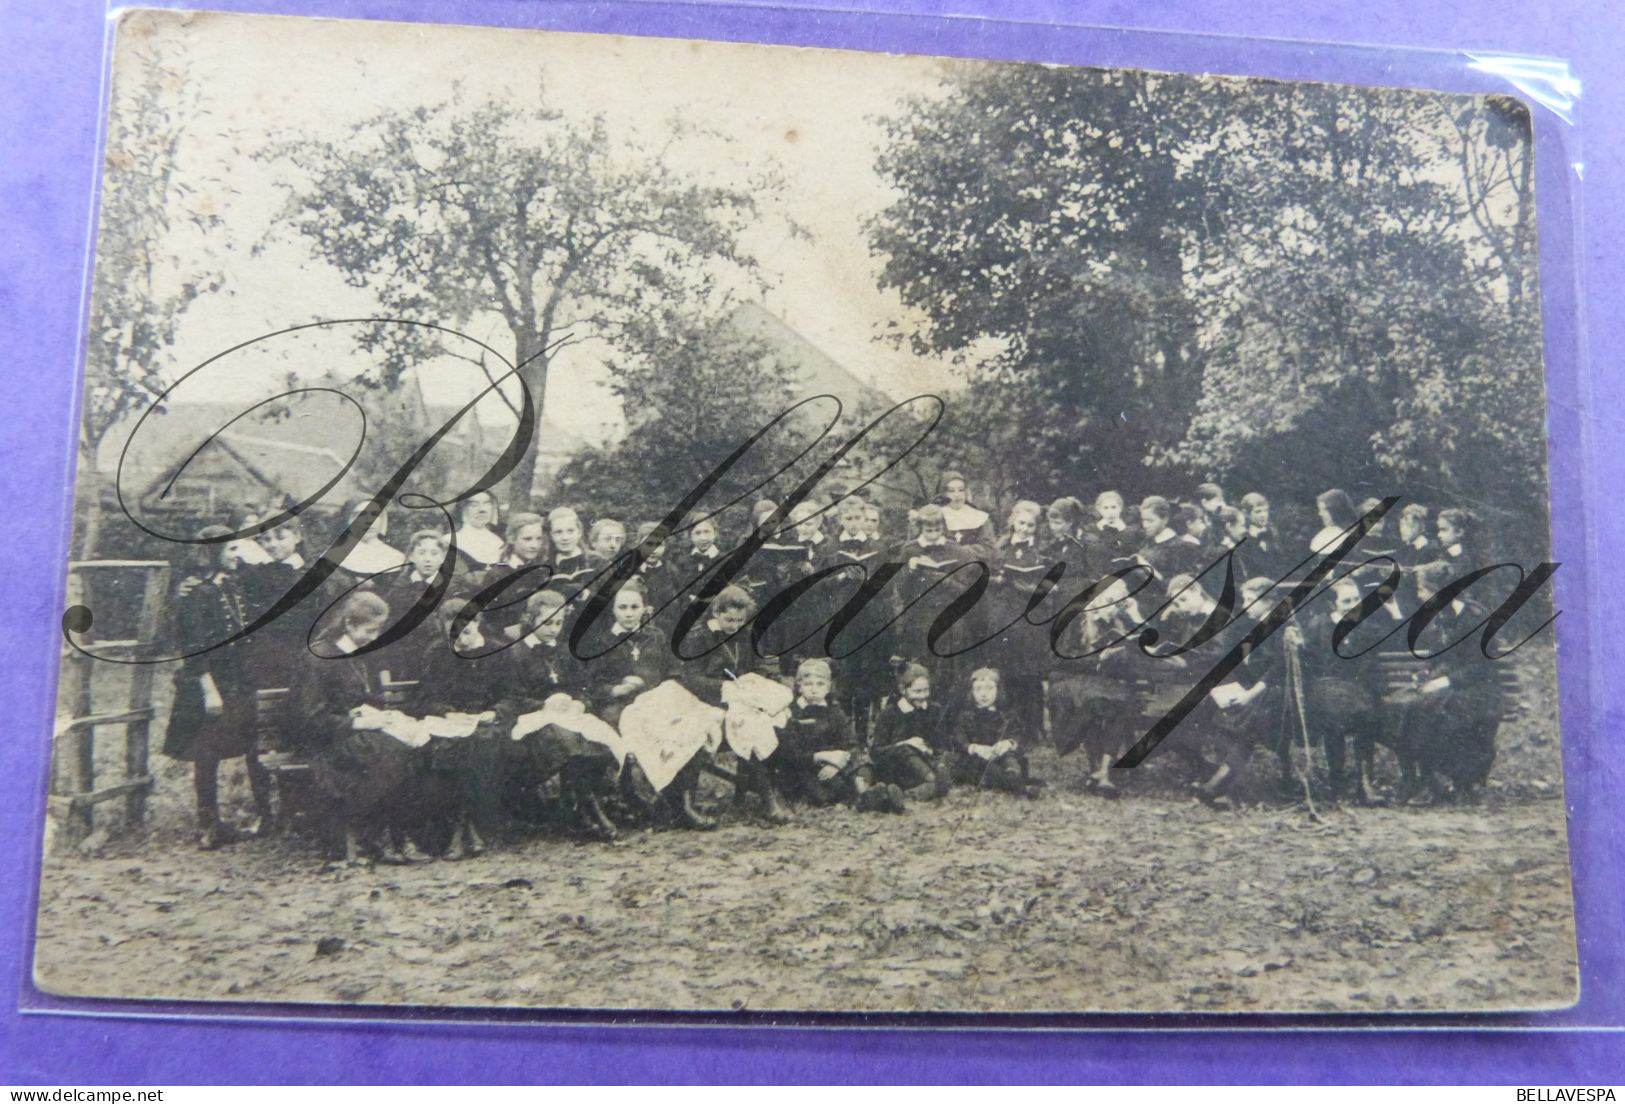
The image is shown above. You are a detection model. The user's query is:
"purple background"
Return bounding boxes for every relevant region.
[2,0,1621,1083]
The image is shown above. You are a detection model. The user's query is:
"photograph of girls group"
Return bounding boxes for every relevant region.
[164,469,1513,868]
[34,14,1574,1014]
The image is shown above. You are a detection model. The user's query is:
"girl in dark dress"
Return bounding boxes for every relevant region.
[1310,489,1359,560]
[1135,496,1185,582]
[410,599,513,859]
[891,504,980,700]
[1085,490,1140,569]
[772,658,899,811]
[1165,571,1293,808]
[293,590,427,865]
[1215,506,1253,582]
[675,585,779,827]
[816,495,894,740]
[1043,496,1088,561]
[1284,578,1376,803]
[1393,561,1502,803]
[1356,496,1401,566]
[1238,492,1286,581]
[240,515,317,770]
[1393,503,1435,610]
[989,501,1052,743]
[481,511,547,643]
[632,520,677,615]
[588,517,628,563]
[1434,508,1473,570]
[1150,574,1251,808]
[506,588,623,840]
[945,668,1036,795]
[542,506,605,611]
[578,578,675,728]
[869,662,951,801]
[1047,577,1147,797]
[162,527,275,849]
[1396,504,1434,568]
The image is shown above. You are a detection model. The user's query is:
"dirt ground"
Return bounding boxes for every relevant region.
[32,691,1579,1014]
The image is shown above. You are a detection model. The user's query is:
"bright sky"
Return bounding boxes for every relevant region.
[115,10,972,444]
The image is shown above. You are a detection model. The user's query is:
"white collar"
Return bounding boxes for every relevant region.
[897,697,917,714]
[797,696,827,710]
[282,551,305,570]
[339,540,403,575]
[1447,543,1463,557]
[1153,528,1175,544]
[456,526,505,564]
[1098,519,1125,531]
[1412,536,1428,549]
[942,504,989,528]
[694,545,719,560]
[333,633,358,656]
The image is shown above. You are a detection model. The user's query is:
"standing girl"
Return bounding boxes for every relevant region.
[990,500,1051,742]
[162,527,275,849]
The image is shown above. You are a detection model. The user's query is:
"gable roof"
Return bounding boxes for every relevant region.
[720,302,892,419]
[99,393,362,479]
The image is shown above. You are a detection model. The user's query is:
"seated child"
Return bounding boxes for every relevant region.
[506,588,620,840]
[411,598,511,860]
[294,591,426,865]
[946,667,1037,796]
[868,662,951,801]
[773,659,903,813]
[579,577,672,729]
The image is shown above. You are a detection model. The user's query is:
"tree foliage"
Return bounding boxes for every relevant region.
[78,42,226,555]
[83,42,224,463]
[267,86,769,513]
[869,64,1546,522]
[551,303,812,531]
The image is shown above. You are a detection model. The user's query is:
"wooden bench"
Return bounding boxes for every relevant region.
[253,677,420,826]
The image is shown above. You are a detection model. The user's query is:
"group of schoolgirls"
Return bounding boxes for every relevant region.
[159,472,1492,857]
[1040,484,1499,810]
[161,478,1047,861]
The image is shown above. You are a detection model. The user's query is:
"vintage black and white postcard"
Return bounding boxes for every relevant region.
[36,8,1575,1014]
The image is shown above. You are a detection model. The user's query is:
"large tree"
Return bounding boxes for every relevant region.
[1164,85,1545,518]
[870,65,1548,530]
[869,64,1222,497]
[550,302,810,528]
[80,41,224,552]
[269,88,767,514]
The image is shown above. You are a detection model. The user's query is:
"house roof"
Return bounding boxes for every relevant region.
[103,393,367,508]
[720,302,892,419]
[421,405,588,460]
[99,393,362,479]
